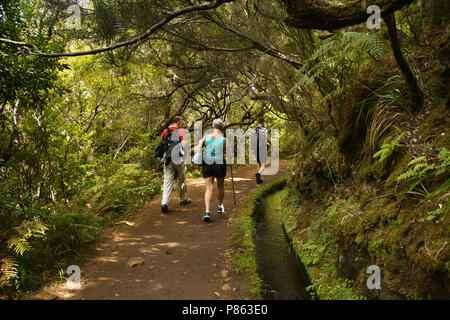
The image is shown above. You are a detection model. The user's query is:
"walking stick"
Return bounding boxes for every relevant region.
[229,164,237,205]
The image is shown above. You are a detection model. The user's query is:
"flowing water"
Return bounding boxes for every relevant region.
[255,190,310,300]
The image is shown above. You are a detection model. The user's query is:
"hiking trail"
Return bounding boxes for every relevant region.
[34,161,288,300]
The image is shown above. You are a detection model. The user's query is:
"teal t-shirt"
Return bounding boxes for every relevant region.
[205,136,225,163]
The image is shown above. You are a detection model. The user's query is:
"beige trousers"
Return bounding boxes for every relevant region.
[161,161,187,206]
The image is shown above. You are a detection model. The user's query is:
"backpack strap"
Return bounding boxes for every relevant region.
[165,126,180,142]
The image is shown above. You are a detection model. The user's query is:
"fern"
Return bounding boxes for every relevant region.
[341,32,387,61]
[0,258,19,287]
[290,31,387,95]
[373,133,404,162]
[396,157,435,191]
[427,201,449,223]
[396,157,435,180]
[7,220,48,257]
[395,148,450,197]
[434,147,450,175]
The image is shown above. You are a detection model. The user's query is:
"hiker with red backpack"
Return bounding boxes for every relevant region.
[156,116,191,213]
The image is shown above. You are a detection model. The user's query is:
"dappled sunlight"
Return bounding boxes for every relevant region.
[139,247,161,253]
[188,179,206,185]
[97,277,113,281]
[156,242,181,248]
[152,283,164,291]
[225,177,251,182]
[143,234,165,239]
[96,256,119,263]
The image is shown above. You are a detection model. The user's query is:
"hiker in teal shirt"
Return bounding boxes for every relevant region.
[195,119,231,222]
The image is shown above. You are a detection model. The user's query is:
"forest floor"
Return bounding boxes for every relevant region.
[32,160,288,300]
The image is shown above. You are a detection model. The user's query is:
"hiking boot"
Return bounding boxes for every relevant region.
[203,211,211,222]
[180,199,192,205]
[255,173,263,184]
[217,205,226,214]
[161,204,169,213]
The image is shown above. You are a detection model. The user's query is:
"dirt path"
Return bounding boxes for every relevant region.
[34,161,288,300]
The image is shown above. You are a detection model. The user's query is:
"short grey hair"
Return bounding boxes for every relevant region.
[212,118,224,131]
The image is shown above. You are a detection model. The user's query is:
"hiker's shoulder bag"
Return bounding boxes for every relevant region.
[192,148,203,165]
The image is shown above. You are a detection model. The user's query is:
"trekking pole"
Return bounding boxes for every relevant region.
[229,164,237,205]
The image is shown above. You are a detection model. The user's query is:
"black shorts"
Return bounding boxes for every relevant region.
[257,153,267,164]
[202,163,227,178]
[254,146,268,164]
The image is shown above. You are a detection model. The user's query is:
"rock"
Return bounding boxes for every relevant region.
[126,257,145,268]
[222,284,231,291]
[214,291,221,297]
[220,270,228,278]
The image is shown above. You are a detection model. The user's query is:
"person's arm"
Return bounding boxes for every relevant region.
[179,128,188,148]
[194,136,206,153]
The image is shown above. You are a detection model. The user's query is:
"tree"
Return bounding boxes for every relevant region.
[280,0,415,30]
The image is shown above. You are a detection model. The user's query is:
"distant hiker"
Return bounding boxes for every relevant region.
[160,116,191,213]
[195,119,231,222]
[250,117,271,184]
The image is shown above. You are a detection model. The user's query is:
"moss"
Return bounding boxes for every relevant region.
[281,193,366,300]
[358,155,386,181]
[385,154,413,188]
[286,101,449,299]
[417,107,450,148]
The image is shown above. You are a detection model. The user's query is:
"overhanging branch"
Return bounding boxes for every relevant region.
[281,0,415,30]
[0,0,234,58]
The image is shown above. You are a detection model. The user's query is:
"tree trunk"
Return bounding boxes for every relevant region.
[384,13,424,113]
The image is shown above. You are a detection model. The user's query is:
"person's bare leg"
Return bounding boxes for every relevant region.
[204,177,214,212]
[258,163,266,174]
[217,178,225,206]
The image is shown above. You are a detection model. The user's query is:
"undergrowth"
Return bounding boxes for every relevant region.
[0,162,161,298]
[281,191,366,300]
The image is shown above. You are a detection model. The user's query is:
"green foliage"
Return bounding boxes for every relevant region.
[395,148,449,198]
[373,133,405,162]
[282,197,365,300]
[396,156,435,188]
[0,219,48,290]
[426,202,449,224]
[372,239,384,249]
[290,31,387,93]
[7,220,48,256]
